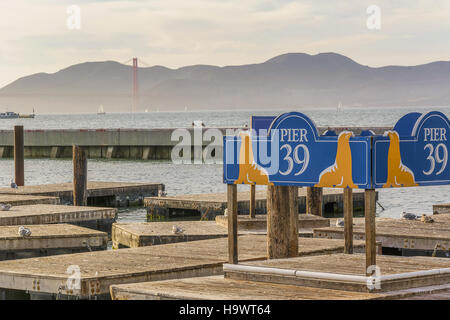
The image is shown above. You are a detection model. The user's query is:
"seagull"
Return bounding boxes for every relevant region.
[10,179,18,189]
[223,208,228,217]
[18,226,32,237]
[335,219,345,227]
[158,190,167,197]
[401,212,419,220]
[172,225,184,235]
[0,203,11,211]
[420,214,434,223]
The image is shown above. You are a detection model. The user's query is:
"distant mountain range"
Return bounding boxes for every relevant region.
[1,52,450,113]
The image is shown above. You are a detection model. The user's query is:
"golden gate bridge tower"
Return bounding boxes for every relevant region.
[123,57,150,113]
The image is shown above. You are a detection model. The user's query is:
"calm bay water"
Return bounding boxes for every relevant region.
[0,106,449,222]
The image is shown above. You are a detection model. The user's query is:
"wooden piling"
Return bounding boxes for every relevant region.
[249,184,256,218]
[267,185,297,259]
[73,145,87,206]
[344,188,353,254]
[288,186,299,257]
[227,184,238,264]
[306,187,323,216]
[14,125,24,186]
[365,189,376,274]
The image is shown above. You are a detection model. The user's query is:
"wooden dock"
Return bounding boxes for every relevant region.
[215,214,329,230]
[110,275,450,300]
[112,218,327,248]
[0,181,164,207]
[145,188,371,220]
[434,203,450,214]
[0,194,60,206]
[0,204,117,232]
[0,224,107,260]
[224,254,450,293]
[0,235,364,299]
[314,215,450,256]
[112,221,229,248]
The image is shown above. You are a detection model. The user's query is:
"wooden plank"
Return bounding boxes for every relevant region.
[0,236,365,297]
[306,187,323,216]
[365,189,376,274]
[344,188,353,254]
[227,184,238,264]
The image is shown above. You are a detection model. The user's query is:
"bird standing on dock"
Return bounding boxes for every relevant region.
[401,212,419,220]
[420,214,434,223]
[172,225,184,235]
[158,190,167,197]
[18,226,32,237]
[223,208,228,217]
[10,179,18,189]
[335,219,345,227]
[0,203,11,211]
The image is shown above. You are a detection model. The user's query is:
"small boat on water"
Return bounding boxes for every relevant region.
[98,105,106,115]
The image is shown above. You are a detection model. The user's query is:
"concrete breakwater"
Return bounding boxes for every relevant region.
[0,126,390,160]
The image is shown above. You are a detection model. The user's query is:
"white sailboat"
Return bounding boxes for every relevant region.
[337,102,342,112]
[98,104,105,115]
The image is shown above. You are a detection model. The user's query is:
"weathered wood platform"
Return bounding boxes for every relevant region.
[0,204,117,232]
[433,203,450,214]
[145,188,372,220]
[0,194,60,206]
[0,181,164,207]
[0,224,107,260]
[224,253,450,293]
[215,214,329,230]
[112,219,324,248]
[315,215,450,256]
[112,221,229,248]
[110,275,450,300]
[0,235,364,299]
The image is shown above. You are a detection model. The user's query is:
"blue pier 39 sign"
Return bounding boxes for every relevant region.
[223,112,372,188]
[373,111,450,188]
[224,110,450,189]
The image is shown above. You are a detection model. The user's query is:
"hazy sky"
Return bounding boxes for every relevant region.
[1,0,449,87]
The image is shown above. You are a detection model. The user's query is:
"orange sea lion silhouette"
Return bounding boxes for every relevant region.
[383,131,418,188]
[315,131,358,188]
[234,131,272,185]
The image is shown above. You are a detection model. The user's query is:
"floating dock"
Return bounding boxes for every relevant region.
[0,204,117,232]
[0,181,164,207]
[112,216,327,248]
[110,275,450,300]
[314,215,450,256]
[433,204,450,214]
[112,221,229,248]
[0,224,107,260]
[0,194,60,206]
[0,235,364,299]
[215,214,329,230]
[145,188,371,219]
[224,254,450,293]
